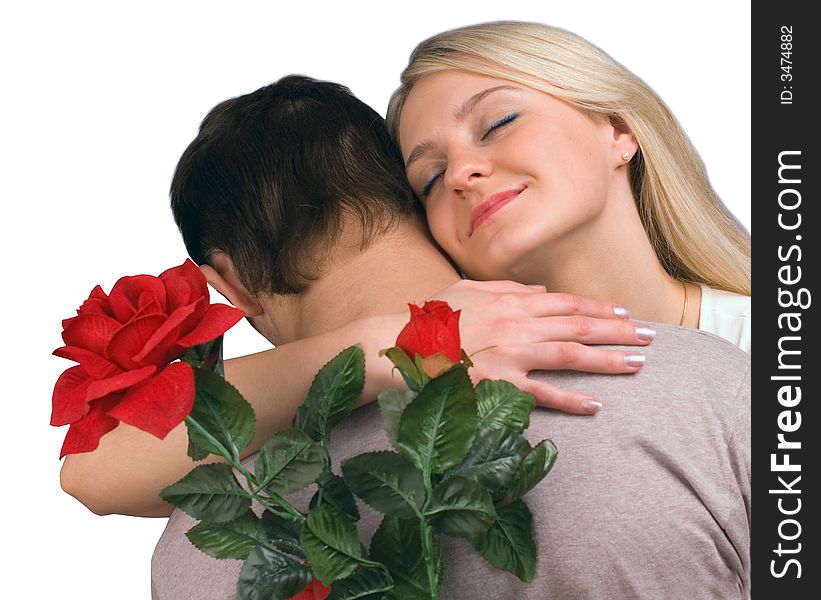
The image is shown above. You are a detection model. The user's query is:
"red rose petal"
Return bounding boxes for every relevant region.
[59,394,122,458]
[161,259,209,303]
[62,313,122,355]
[106,281,139,322]
[422,300,450,312]
[176,303,245,348]
[77,285,110,316]
[138,288,167,313]
[175,297,207,338]
[108,275,166,322]
[105,313,167,369]
[51,366,93,426]
[132,298,161,319]
[287,578,331,600]
[395,301,461,362]
[163,275,193,313]
[131,303,197,365]
[89,284,108,300]
[53,345,120,380]
[86,365,157,403]
[107,362,195,439]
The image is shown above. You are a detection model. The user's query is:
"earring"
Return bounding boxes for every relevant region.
[621,151,631,161]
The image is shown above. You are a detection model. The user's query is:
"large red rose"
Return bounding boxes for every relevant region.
[51,259,244,457]
[287,578,330,600]
[395,300,462,363]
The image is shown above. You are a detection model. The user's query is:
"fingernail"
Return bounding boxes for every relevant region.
[625,353,646,367]
[636,326,656,341]
[581,399,602,413]
[527,284,547,290]
[613,306,631,319]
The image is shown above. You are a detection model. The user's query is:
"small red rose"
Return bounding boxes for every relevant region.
[395,300,462,364]
[288,577,331,600]
[51,259,244,457]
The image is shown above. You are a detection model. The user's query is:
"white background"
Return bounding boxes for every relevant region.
[2,1,749,598]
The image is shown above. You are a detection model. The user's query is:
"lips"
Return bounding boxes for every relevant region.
[469,186,525,236]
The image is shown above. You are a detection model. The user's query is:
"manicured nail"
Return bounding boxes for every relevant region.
[527,284,547,290]
[636,326,656,341]
[581,399,602,413]
[613,306,631,319]
[625,354,646,367]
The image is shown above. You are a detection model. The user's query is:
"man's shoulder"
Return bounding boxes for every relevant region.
[644,322,750,371]
[530,322,750,406]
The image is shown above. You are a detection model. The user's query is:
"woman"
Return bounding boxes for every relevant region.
[386,21,751,352]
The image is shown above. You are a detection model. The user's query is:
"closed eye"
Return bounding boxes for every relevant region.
[421,171,443,197]
[481,112,518,140]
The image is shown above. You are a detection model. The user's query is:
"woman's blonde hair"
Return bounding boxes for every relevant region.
[387,21,750,295]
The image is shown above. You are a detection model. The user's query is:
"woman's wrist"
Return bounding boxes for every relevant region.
[341,312,409,404]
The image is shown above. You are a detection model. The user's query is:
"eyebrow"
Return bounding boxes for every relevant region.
[404,85,519,169]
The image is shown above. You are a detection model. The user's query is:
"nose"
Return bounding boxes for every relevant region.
[443,146,492,192]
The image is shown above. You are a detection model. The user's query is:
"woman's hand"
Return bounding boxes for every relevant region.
[427,279,655,414]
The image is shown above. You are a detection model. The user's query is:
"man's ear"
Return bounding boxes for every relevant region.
[199,252,263,317]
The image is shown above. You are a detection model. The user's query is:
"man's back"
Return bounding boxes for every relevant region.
[151,324,750,599]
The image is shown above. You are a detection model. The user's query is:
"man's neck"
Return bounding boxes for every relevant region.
[261,220,461,342]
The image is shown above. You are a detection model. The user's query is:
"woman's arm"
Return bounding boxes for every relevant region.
[59,316,399,518]
[59,280,652,517]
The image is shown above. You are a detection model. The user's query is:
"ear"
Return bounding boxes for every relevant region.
[200,253,264,317]
[609,115,639,165]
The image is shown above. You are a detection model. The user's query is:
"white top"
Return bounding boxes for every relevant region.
[698,284,751,353]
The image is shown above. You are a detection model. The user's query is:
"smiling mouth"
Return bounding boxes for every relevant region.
[469,187,525,236]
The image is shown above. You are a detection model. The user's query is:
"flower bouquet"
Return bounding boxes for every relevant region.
[52,260,557,600]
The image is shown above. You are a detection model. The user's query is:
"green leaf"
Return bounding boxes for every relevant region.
[469,499,536,582]
[496,439,558,506]
[187,436,210,461]
[448,427,531,492]
[377,388,418,447]
[412,354,432,386]
[310,469,360,521]
[475,380,535,434]
[255,428,328,495]
[329,567,393,600]
[237,545,313,600]
[427,475,497,539]
[159,463,250,523]
[261,510,305,559]
[397,365,477,475]
[186,510,267,560]
[341,451,425,519]
[181,335,225,376]
[369,515,429,600]
[294,346,365,444]
[381,347,424,390]
[187,367,256,458]
[300,504,364,585]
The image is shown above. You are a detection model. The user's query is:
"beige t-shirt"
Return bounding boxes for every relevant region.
[151,324,751,600]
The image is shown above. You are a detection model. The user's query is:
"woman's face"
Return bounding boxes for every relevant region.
[398,70,629,281]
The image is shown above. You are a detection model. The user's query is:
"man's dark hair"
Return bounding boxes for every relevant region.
[171,75,419,295]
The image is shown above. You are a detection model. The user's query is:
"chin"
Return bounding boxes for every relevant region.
[461,255,520,282]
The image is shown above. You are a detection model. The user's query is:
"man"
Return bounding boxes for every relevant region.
[151,76,750,599]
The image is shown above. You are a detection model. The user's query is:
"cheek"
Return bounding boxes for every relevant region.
[425,202,461,251]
